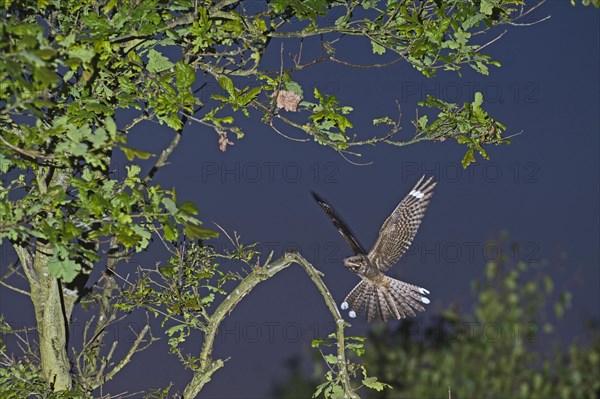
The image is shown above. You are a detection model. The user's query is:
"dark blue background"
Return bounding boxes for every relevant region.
[0,3,598,398]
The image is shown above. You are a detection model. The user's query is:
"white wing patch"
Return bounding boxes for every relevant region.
[409,189,425,199]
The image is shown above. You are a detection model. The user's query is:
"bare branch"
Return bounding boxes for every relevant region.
[0,280,30,296]
[91,324,153,390]
[143,128,183,185]
[0,261,30,296]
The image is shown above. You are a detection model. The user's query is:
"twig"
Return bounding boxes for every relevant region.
[90,324,152,390]
[269,121,310,142]
[143,127,183,184]
[0,280,30,296]
[0,133,55,161]
[213,222,237,247]
[509,1,549,27]
[0,263,30,296]
[339,151,372,167]
[475,30,508,53]
[508,14,550,27]
[331,56,403,69]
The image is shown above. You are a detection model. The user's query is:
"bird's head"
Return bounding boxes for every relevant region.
[343,254,370,275]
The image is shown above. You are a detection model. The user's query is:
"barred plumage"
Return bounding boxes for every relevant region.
[313,175,436,322]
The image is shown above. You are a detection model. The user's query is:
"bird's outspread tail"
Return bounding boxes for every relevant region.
[340,277,430,322]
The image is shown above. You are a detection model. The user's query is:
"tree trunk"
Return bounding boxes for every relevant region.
[25,242,73,391]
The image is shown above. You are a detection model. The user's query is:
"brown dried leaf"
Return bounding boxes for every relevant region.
[218,132,234,152]
[274,90,301,112]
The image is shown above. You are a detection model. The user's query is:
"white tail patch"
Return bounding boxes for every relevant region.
[421,297,430,304]
[340,301,349,310]
[418,287,430,295]
[349,310,357,318]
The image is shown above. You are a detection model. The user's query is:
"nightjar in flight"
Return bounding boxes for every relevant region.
[312,175,436,322]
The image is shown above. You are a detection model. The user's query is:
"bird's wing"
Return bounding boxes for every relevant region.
[367,176,436,272]
[311,191,367,255]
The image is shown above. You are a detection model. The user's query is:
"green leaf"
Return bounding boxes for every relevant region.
[473,91,484,108]
[323,354,338,364]
[165,324,186,337]
[240,86,262,105]
[270,0,330,21]
[184,224,218,240]
[120,145,153,161]
[89,127,108,149]
[462,147,476,168]
[284,81,303,97]
[33,66,58,85]
[329,384,345,399]
[371,41,386,55]
[48,256,81,283]
[104,116,117,137]
[160,113,183,130]
[218,76,236,97]
[131,224,151,251]
[163,224,177,241]
[178,201,199,216]
[200,293,215,306]
[543,275,554,294]
[162,197,178,214]
[68,45,95,63]
[126,165,141,178]
[175,61,195,91]
[362,376,387,391]
[417,115,429,130]
[480,0,497,15]
[147,49,174,73]
[313,382,328,398]
[373,116,393,126]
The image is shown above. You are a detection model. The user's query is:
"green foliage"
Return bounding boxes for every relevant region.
[0,348,45,399]
[116,241,242,365]
[0,158,214,283]
[571,0,600,6]
[302,88,354,149]
[0,0,219,282]
[417,92,508,168]
[310,334,391,398]
[358,0,512,77]
[144,383,174,399]
[270,0,331,21]
[211,76,263,118]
